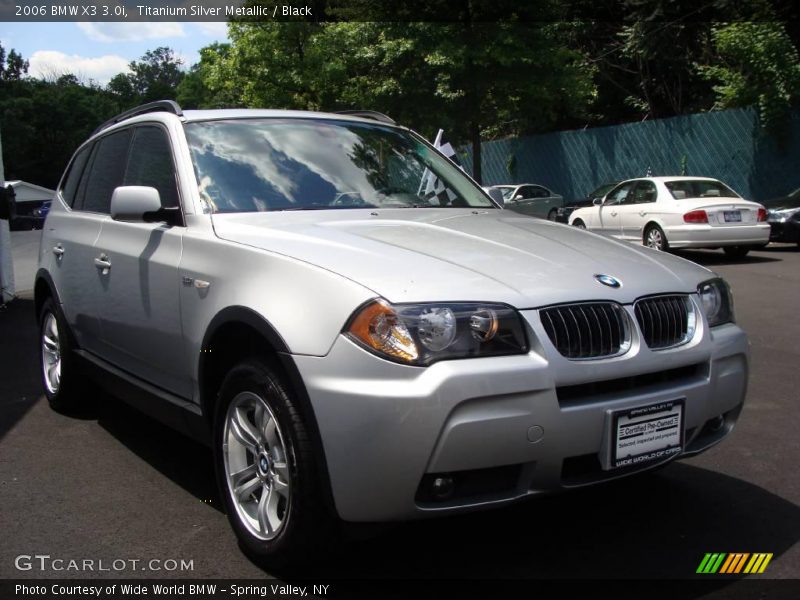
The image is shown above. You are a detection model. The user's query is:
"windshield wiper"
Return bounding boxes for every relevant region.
[279,204,378,211]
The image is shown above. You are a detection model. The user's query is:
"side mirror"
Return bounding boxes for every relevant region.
[0,184,17,221]
[486,187,505,206]
[592,197,603,206]
[111,186,163,222]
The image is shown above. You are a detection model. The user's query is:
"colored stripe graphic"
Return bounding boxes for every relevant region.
[743,553,774,574]
[697,553,727,573]
[698,553,773,574]
[720,553,749,573]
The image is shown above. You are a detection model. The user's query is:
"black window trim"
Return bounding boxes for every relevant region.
[59,122,187,225]
[124,122,186,227]
[62,127,132,216]
[58,140,95,210]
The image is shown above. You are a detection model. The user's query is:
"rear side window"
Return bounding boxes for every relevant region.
[633,181,657,203]
[60,144,92,208]
[81,129,131,214]
[124,126,180,209]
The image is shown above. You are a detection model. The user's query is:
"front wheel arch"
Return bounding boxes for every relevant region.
[199,309,338,520]
[213,357,336,565]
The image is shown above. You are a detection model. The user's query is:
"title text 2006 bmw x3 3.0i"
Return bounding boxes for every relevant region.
[35,101,748,564]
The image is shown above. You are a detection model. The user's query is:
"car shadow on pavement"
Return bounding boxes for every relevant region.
[761,244,800,253]
[65,380,799,584]
[274,464,799,585]
[673,250,781,266]
[94,394,222,511]
[0,297,44,441]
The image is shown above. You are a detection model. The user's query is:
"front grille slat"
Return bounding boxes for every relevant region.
[634,295,694,350]
[541,302,630,360]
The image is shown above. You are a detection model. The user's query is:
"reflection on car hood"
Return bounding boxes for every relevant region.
[769,206,800,215]
[212,208,713,306]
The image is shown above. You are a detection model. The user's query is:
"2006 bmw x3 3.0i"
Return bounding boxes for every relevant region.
[35,101,748,564]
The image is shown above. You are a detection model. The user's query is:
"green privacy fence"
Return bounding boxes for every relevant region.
[463,107,800,204]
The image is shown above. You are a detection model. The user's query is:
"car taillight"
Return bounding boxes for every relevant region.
[757,207,767,222]
[683,210,708,224]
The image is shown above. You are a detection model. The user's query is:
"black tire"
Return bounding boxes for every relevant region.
[723,246,750,259]
[547,209,558,221]
[573,219,586,229]
[213,357,333,569]
[39,297,87,412]
[643,224,669,251]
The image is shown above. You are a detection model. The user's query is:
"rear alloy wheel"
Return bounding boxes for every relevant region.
[723,246,750,259]
[573,220,586,229]
[644,225,669,251]
[39,297,86,412]
[214,358,332,567]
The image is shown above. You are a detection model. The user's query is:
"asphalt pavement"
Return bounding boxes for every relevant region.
[0,236,798,590]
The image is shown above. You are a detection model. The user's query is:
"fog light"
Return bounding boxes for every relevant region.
[708,415,725,432]
[431,475,455,500]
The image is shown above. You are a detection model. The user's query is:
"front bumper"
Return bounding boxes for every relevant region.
[665,223,770,248]
[295,307,749,522]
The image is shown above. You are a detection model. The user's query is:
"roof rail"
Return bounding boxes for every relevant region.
[336,110,396,125]
[93,100,183,135]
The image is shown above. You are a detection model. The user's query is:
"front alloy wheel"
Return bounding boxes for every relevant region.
[223,391,292,540]
[214,358,333,567]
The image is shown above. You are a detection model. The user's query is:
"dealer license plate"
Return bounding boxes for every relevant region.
[723,210,742,222]
[605,400,684,470]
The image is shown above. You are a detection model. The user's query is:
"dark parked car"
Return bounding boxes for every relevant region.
[765,188,800,245]
[559,182,619,223]
[10,200,51,230]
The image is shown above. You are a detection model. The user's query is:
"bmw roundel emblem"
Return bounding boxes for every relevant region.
[594,274,622,288]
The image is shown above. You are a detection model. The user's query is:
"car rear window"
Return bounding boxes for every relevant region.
[665,180,739,200]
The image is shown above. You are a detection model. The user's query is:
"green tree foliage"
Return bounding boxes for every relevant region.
[0,45,29,81]
[0,43,120,188]
[108,47,185,105]
[176,44,234,108]
[699,21,800,137]
[197,20,596,183]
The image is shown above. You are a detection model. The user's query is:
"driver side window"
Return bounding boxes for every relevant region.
[605,182,635,205]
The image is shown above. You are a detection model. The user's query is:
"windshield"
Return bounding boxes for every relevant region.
[664,179,740,200]
[184,118,495,213]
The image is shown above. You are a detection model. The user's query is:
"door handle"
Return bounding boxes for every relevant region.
[610,211,618,217]
[639,211,647,217]
[94,254,111,272]
[52,244,64,257]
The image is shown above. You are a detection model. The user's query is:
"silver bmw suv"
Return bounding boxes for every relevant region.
[35,101,749,564]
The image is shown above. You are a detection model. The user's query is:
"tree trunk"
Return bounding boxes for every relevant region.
[471,122,482,185]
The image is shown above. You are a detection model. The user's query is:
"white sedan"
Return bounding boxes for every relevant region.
[568,176,770,258]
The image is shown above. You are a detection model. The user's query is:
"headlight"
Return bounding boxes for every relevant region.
[345,299,528,365]
[697,278,734,326]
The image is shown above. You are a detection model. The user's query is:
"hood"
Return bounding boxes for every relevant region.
[768,206,800,217]
[211,208,713,307]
